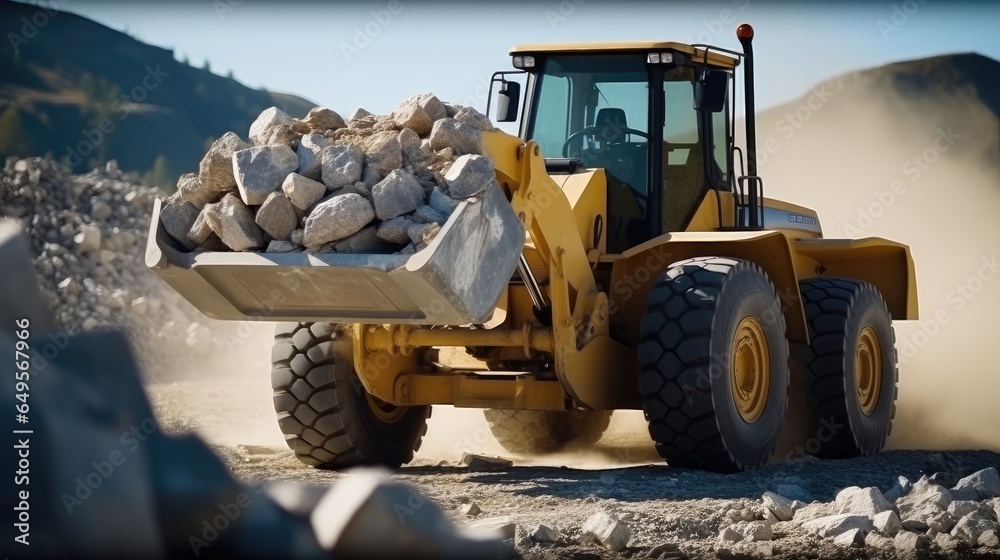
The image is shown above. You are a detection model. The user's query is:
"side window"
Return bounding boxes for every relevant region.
[663,80,698,164]
[533,74,570,158]
[710,106,729,186]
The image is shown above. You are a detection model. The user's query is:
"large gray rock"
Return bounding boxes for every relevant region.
[430,118,483,155]
[187,209,214,248]
[176,172,216,208]
[198,132,248,194]
[233,145,299,206]
[321,144,365,189]
[953,468,1000,500]
[408,221,441,247]
[204,193,264,251]
[429,187,460,215]
[159,199,201,251]
[883,475,913,503]
[453,106,495,132]
[266,240,300,253]
[302,193,374,248]
[363,131,403,178]
[581,511,630,552]
[444,154,496,199]
[371,169,426,220]
[255,192,297,241]
[417,93,448,122]
[333,226,384,254]
[948,500,980,519]
[302,106,346,131]
[461,453,513,473]
[799,514,873,538]
[981,529,999,548]
[249,106,297,146]
[412,205,449,225]
[296,133,330,180]
[392,96,434,135]
[376,215,417,245]
[282,173,327,211]
[398,127,426,168]
[835,486,894,518]
[530,524,559,544]
[349,107,372,121]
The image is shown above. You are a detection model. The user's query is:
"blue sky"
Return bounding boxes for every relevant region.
[61,1,1000,117]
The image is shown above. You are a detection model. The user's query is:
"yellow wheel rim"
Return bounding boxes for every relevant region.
[856,326,883,416]
[366,393,407,423]
[730,317,771,424]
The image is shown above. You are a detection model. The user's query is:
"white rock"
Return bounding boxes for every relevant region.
[873,510,901,537]
[799,514,873,538]
[741,521,772,542]
[302,193,374,248]
[893,530,930,551]
[176,172,215,208]
[833,528,865,547]
[883,475,912,503]
[951,514,999,547]
[762,491,796,522]
[581,511,630,552]
[233,145,299,206]
[953,468,1000,500]
[948,500,979,519]
[980,529,999,548]
[362,131,403,178]
[935,532,964,551]
[282,173,327,211]
[530,524,559,544]
[897,478,953,520]
[835,486,894,518]
[249,106,297,146]
[460,503,481,517]
[349,107,372,121]
[321,144,364,189]
[74,224,102,254]
[718,525,742,543]
[453,106,494,132]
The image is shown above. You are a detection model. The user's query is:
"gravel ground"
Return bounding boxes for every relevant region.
[147,370,1000,560]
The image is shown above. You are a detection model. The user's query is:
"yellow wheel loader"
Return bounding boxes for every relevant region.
[147,25,916,473]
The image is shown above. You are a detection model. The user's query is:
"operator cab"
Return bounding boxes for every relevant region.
[490,41,742,253]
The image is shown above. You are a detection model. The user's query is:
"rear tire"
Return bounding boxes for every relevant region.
[483,409,611,455]
[271,322,430,468]
[793,278,897,458]
[637,257,789,473]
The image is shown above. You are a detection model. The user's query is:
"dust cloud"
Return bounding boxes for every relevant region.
[755,81,1000,451]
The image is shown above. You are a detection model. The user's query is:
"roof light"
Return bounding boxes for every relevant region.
[736,23,754,40]
[647,52,674,64]
[512,55,535,69]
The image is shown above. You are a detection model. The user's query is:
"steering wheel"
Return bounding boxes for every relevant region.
[562,126,650,157]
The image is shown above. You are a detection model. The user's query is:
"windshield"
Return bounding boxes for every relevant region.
[527,55,650,191]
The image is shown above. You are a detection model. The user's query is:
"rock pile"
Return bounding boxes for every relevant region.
[160,95,500,255]
[715,467,1000,555]
[0,157,242,380]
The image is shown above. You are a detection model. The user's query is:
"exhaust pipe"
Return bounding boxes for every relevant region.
[736,23,760,228]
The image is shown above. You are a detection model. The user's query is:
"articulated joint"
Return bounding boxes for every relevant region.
[364,324,554,355]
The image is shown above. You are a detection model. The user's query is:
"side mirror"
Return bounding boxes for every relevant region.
[693,69,729,113]
[496,81,520,123]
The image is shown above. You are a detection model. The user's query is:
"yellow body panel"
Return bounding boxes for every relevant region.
[344,131,916,412]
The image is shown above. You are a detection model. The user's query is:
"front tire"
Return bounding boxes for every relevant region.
[483,409,612,455]
[793,278,897,457]
[271,322,430,468]
[637,257,790,473]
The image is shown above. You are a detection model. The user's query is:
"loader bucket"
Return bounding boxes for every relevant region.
[145,185,524,326]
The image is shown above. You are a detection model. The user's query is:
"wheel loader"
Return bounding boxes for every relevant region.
[146,24,917,473]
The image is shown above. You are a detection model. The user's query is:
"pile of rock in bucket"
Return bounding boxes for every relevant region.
[159,93,501,255]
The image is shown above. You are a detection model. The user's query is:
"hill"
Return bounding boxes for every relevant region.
[0,0,315,189]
